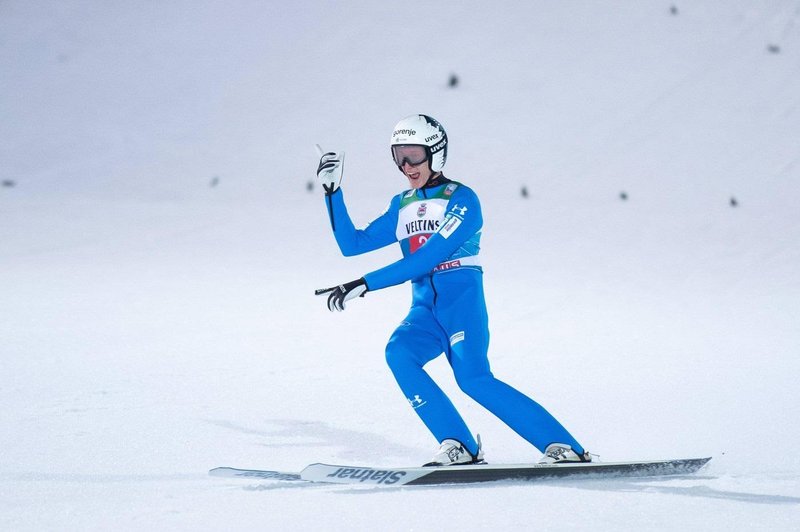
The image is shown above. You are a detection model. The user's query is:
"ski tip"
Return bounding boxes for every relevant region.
[208,467,231,477]
[209,466,303,481]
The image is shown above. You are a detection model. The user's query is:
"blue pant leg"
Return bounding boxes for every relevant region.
[385,305,479,455]
[435,271,585,454]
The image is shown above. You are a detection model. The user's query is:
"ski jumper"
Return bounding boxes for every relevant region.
[324,178,584,457]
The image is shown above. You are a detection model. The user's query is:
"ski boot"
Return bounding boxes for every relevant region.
[423,435,485,467]
[538,443,592,464]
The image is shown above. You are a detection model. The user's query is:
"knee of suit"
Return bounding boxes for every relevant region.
[454,372,494,400]
[385,337,417,373]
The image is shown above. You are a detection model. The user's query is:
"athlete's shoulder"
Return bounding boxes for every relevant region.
[381,191,404,214]
[446,180,480,203]
[438,177,473,192]
[397,188,417,199]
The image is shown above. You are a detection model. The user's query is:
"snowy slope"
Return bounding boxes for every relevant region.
[1,1,799,530]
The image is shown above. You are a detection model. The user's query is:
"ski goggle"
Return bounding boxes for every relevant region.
[392,145,428,167]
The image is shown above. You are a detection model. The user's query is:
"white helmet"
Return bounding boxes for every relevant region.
[390,114,448,172]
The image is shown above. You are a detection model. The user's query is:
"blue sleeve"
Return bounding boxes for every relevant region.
[363,187,483,291]
[325,188,398,257]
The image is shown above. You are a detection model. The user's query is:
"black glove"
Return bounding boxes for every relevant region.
[315,278,368,312]
[316,148,344,195]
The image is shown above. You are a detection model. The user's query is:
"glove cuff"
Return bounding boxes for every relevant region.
[344,277,368,293]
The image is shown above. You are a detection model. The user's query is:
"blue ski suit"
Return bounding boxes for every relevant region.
[324,178,584,457]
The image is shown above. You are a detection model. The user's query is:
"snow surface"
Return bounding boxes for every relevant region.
[1,1,799,529]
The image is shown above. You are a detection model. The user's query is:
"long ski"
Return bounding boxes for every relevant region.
[210,457,711,487]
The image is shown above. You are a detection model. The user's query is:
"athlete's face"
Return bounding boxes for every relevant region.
[400,160,435,189]
[393,145,437,189]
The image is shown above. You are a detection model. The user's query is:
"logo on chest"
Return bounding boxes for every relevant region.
[403,202,442,235]
[397,198,448,243]
[404,218,439,235]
